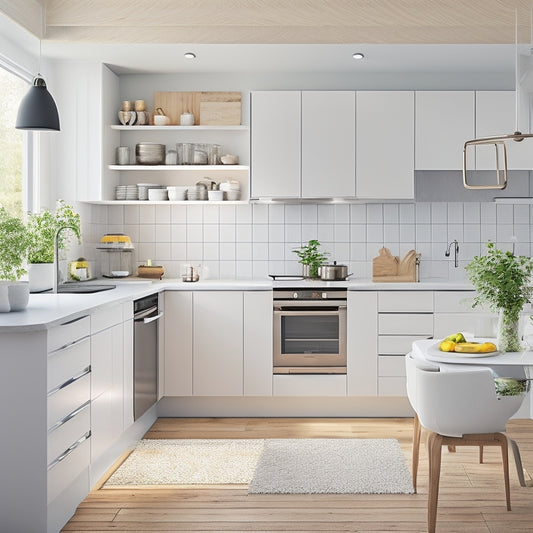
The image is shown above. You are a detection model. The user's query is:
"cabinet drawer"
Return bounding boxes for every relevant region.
[379,356,406,377]
[378,291,433,312]
[378,376,407,396]
[433,313,497,339]
[47,372,90,430]
[433,291,477,313]
[48,315,90,353]
[91,304,123,334]
[47,402,90,465]
[48,337,90,393]
[273,375,347,396]
[379,314,433,335]
[47,433,90,505]
[378,335,431,355]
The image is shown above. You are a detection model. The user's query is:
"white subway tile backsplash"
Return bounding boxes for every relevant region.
[234,261,251,279]
[301,225,318,242]
[155,205,171,224]
[513,224,530,243]
[480,202,496,224]
[235,204,253,224]
[285,204,302,224]
[318,224,335,242]
[186,242,203,260]
[383,224,399,243]
[108,205,124,225]
[269,204,285,223]
[203,205,219,224]
[187,224,203,242]
[334,242,350,262]
[155,243,172,261]
[447,224,464,241]
[399,224,415,242]
[220,224,236,243]
[350,243,366,261]
[253,203,269,224]
[366,224,383,243]
[269,260,285,275]
[123,224,140,243]
[496,204,513,224]
[155,225,171,243]
[463,224,481,243]
[480,224,497,243]
[514,204,530,225]
[139,204,156,224]
[367,204,383,223]
[139,224,156,242]
[236,224,252,241]
[219,242,236,261]
[447,203,463,224]
[252,260,269,278]
[236,242,253,261]
[203,225,219,243]
[334,224,350,242]
[171,205,187,224]
[253,224,269,242]
[430,224,447,243]
[383,204,399,224]
[138,242,156,262]
[496,224,514,242]
[460,242,480,261]
[431,202,447,224]
[301,204,317,224]
[252,242,269,261]
[318,204,335,224]
[269,242,285,261]
[350,204,366,224]
[335,204,350,224]
[463,202,480,224]
[399,203,415,224]
[203,242,219,260]
[186,204,203,223]
[171,242,187,260]
[219,204,236,224]
[124,205,140,225]
[171,224,187,242]
[269,224,285,243]
[383,242,399,256]
[515,242,531,256]
[285,224,302,243]
[350,224,366,242]
[415,202,430,223]
[415,224,431,242]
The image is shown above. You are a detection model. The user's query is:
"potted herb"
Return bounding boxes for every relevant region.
[465,242,533,352]
[293,239,329,278]
[26,200,81,292]
[0,206,29,311]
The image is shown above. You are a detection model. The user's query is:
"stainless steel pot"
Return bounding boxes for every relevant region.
[319,261,350,280]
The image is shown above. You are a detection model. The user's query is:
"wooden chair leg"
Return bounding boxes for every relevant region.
[495,433,511,511]
[479,445,484,464]
[427,432,444,533]
[412,413,421,493]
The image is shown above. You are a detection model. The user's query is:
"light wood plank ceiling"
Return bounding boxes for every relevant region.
[43,0,533,44]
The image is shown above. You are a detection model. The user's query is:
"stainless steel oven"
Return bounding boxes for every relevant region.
[273,289,347,374]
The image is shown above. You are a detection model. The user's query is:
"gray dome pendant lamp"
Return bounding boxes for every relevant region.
[15,35,60,131]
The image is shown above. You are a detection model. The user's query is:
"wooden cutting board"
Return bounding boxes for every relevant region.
[153,91,241,125]
[372,247,419,282]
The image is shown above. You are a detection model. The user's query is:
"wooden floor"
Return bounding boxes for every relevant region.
[62,418,533,532]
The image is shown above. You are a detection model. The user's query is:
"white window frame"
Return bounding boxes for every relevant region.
[0,53,36,213]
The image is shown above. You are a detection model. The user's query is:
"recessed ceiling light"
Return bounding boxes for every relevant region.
[352,53,365,59]
[184,52,196,59]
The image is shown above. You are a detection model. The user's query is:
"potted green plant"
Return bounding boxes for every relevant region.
[293,239,329,278]
[0,206,29,311]
[26,200,81,292]
[465,242,533,352]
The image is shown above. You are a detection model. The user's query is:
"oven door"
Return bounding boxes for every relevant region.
[273,301,347,374]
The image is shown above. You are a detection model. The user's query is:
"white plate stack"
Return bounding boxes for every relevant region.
[137,183,160,200]
[219,180,241,201]
[115,184,139,200]
[186,185,208,201]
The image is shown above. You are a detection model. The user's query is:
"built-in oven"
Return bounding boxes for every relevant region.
[273,289,347,374]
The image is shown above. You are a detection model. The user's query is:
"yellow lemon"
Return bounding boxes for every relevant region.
[439,340,456,352]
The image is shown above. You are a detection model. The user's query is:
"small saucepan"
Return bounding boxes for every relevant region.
[319,261,351,281]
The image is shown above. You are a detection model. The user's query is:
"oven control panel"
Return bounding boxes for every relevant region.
[275,289,347,301]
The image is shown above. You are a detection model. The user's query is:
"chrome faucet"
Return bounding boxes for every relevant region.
[53,225,78,293]
[445,239,459,268]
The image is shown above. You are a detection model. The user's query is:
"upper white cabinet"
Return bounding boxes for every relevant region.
[301,91,356,197]
[251,91,301,198]
[475,90,533,170]
[356,91,415,199]
[415,91,475,170]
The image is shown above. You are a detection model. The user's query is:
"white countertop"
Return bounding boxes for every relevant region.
[0,277,475,331]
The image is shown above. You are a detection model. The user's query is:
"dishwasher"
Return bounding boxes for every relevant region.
[133,293,162,420]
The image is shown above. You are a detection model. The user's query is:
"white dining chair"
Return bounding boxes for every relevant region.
[405,352,526,533]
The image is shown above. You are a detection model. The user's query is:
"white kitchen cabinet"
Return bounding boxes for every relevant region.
[90,307,124,463]
[251,91,301,198]
[123,301,134,430]
[273,375,347,396]
[193,291,244,396]
[163,291,193,396]
[244,291,273,396]
[475,90,533,170]
[301,91,355,197]
[415,91,475,170]
[347,291,378,396]
[356,91,414,199]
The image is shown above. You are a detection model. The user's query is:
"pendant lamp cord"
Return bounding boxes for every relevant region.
[515,8,519,133]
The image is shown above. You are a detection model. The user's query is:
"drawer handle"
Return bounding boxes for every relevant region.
[48,400,90,433]
[47,366,91,397]
[48,334,90,355]
[48,431,91,470]
[59,314,89,327]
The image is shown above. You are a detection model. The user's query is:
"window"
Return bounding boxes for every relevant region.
[0,64,29,218]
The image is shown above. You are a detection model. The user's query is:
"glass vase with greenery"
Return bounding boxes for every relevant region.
[0,206,28,281]
[465,242,533,352]
[293,239,329,278]
[26,200,81,264]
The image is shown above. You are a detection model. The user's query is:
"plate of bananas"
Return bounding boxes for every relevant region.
[430,332,499,357]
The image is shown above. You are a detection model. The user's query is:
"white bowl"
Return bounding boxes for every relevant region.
[207,190,224,201]
[111,270,129,277]
[148,188,169,201]
[167,186,187,201]
[220,154,239,165]
[226,190,241,201]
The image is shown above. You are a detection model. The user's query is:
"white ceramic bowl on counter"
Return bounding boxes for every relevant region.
[167,186,188,201]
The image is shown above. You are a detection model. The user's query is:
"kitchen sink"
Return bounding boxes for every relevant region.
[57,284,116,293]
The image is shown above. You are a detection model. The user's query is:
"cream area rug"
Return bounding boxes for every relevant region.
[104,438,414,495]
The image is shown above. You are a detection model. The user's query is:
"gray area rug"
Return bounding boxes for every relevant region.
[248,438,414,494]
[104,438,414,494]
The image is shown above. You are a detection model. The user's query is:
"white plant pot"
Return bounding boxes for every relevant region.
[28,263,54,293]
[0,282,10,312]
[8,281,29,311]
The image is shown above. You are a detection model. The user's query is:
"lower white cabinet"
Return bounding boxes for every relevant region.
[90,306,124,463]
[273,375,347,396]
[164,290,273,398]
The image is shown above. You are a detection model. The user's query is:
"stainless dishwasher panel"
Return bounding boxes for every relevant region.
[134,294,162,420]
